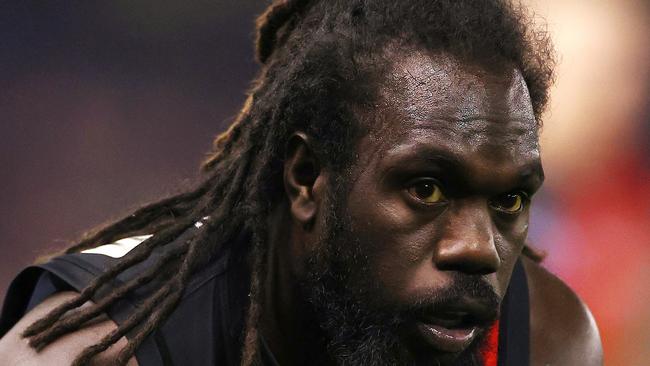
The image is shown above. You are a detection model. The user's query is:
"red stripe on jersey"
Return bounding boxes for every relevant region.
[481,320,499,366]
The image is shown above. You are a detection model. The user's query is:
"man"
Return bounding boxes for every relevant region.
[0,0,602,365]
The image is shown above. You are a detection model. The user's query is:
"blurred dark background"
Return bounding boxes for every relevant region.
[1,1,648,364]
[0,0,267,285]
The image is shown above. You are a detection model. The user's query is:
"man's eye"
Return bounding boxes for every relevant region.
[490,193,526,214]
[407,179,446,204]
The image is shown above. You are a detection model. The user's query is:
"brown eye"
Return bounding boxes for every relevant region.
[490,193,526,214]
[407,179,446,204]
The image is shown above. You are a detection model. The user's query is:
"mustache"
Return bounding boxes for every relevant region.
[397,274,500,326]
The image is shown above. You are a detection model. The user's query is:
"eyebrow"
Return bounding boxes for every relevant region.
[382,145,545,193]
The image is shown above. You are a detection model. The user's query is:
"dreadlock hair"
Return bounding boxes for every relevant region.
[22,0,555,364]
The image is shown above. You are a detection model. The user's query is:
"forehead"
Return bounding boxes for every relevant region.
[356,51,540,174]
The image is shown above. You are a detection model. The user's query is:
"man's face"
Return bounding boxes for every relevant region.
[303,52,542,365]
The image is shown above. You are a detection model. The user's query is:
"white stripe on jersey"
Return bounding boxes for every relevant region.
[81,235,152,258]
[79,220,206,258]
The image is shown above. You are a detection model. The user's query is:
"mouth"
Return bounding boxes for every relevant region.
[415,314,479,353]
[410,301,496,353]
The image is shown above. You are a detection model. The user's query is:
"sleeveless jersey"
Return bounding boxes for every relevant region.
[0,227,530,365]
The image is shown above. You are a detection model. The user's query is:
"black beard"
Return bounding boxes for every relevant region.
[298,186,499,366]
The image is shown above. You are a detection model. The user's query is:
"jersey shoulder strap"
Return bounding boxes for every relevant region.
[497,257,530,366]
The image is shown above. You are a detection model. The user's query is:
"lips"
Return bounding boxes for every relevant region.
[410,299,496,353]
[415,315,479,353]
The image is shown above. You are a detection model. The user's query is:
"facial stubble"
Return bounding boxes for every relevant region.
[298,184,499,366]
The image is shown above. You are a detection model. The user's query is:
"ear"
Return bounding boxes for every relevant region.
[284,132,323,228]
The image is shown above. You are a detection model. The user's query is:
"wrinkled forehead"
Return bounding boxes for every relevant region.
[382,51,535,119]
[360,51,540,161]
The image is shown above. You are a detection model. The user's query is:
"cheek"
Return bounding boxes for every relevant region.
[493,212,530,293]
[346,191,443,296]
[493,211,530,254]
[348,183,422,244]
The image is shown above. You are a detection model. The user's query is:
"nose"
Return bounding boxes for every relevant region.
[433,203,500,275]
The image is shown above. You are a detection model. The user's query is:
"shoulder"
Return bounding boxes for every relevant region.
[0,227,236,365]
[0,291,137,365]
[522,256,603,366]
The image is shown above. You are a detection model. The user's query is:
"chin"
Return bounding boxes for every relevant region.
[321,322,487,366]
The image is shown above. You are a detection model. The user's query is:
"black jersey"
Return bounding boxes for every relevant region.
[0,227,530,365]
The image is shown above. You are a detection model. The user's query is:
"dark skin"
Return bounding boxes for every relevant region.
[0,52,602,365]
[264,51,602,365]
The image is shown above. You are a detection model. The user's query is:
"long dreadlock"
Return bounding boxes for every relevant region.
[22,0,555,365]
